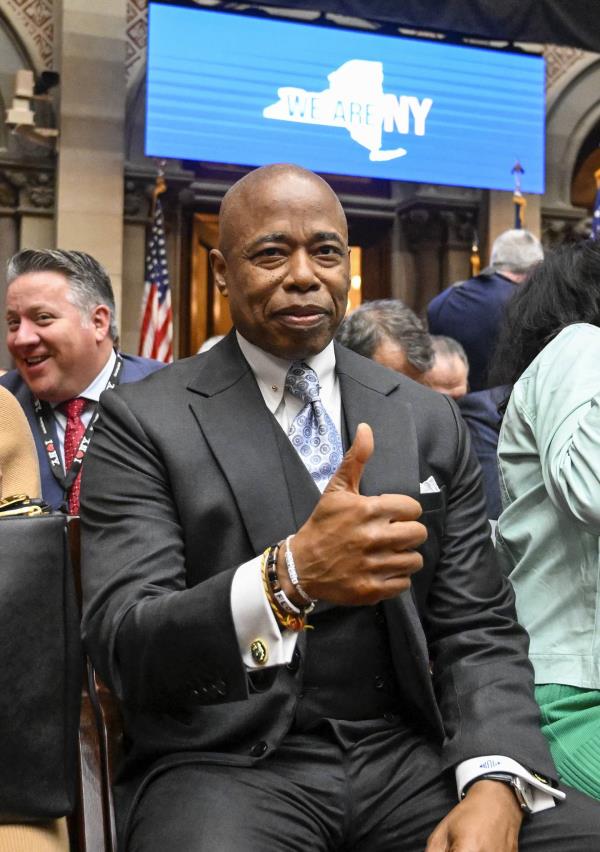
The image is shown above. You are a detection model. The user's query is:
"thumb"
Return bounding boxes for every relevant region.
[326,422,374,494]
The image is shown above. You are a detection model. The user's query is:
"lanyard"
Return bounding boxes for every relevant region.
[33,352,123,493]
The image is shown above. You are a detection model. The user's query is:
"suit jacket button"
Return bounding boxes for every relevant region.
[286,649,300,673]
[250,741,268,757]
[374,675,385,690]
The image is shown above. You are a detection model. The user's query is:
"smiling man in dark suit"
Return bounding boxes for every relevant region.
[81,165,599,852]
[1,249,162,512]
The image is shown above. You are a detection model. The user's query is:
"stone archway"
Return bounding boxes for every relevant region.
[0,8,56,368]
[0,1,52,77]
[543,52,600,230]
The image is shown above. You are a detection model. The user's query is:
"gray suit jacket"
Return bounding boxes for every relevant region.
[80,333,554,836]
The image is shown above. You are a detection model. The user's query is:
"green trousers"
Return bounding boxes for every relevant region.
[536,683,600,801]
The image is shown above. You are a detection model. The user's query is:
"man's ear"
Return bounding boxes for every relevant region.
[90,304,111,341]
[210,249,228,298]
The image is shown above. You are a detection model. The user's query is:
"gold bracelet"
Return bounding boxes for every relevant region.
[261,547,311,632]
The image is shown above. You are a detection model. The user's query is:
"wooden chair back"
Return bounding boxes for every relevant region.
[68,518,123,852]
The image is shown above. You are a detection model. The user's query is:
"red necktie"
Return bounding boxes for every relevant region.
[61,397,87,515]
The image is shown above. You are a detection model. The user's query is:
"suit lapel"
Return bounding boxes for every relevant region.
[335,344,444,735]
[271,420,321,530]
[335,343,419,500]
[186,335,298,554]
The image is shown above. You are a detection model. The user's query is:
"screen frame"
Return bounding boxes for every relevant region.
[145,0,546,192]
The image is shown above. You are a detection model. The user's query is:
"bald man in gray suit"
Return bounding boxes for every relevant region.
[81,165,599,852]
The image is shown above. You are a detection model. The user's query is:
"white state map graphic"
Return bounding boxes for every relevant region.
[263,59,433,162]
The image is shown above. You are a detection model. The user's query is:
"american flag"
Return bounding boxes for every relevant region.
[138,186,173,363]
[592,168,600,241]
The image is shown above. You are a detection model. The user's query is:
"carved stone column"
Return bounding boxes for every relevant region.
[439,209,478,287]
[400,208,445,315]
[541,206,590,248]
[54,0,127,329]
[3,166,56,248]
[0,170,18,369]
[399,204,478,316]
[0,164,56,367]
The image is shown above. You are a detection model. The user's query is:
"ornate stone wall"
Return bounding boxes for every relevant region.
[0,2,590,90]
[544,44,585,91]
[3,0,53,70]
[1,0,147,81]
[126,0,147,81]
[0,164,55,212]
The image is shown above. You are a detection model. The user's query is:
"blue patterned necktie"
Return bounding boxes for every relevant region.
[285,362,343,491]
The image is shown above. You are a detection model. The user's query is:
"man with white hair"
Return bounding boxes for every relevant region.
[427,229,543,390]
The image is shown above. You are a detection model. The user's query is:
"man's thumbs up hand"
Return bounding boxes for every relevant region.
[279,424,428,608]
[325,422,373,495]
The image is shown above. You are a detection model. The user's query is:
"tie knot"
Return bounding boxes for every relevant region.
[285,362,320,404]
[60,397,87,420]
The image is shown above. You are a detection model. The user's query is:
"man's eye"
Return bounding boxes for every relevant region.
[7,319,19,331]
[36,313,53,322]
[254,247,286,263]
[316,245,342,257]
[258,247,283,257]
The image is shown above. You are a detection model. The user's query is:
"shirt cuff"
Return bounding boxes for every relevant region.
[230,555,299,668]
[455,755,566,813]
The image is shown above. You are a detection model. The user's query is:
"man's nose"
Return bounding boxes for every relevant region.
[10,318,40,348]
[285,249,319,290]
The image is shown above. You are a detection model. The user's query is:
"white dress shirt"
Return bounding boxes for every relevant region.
[51,349,117,469]
[230,333,340,670]
[228,333,560,811]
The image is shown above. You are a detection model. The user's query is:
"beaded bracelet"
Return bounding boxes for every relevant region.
[261,545,311,632]
[262,553,307,632]
[266,543,302,615]
[284,535,316,610]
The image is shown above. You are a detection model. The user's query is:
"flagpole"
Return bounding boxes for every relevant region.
[470,229,481,276]
[151,158,167,217]
[511,161,526,229]
[592,167,600,240]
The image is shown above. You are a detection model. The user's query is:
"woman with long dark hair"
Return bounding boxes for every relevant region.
[493,239,600,802]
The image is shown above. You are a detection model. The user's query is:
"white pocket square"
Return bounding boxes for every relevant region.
[420,476,440,494]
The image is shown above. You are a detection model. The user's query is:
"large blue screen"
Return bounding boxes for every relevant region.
[146,3,545,193]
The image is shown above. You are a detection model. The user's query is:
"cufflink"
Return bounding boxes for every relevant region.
[250,638,269,665]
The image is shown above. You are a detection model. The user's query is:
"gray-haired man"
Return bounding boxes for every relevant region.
[336,299,433,382]
[427,229,543,390]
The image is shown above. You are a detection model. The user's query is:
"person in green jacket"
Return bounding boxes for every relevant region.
[493,239,600,802]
